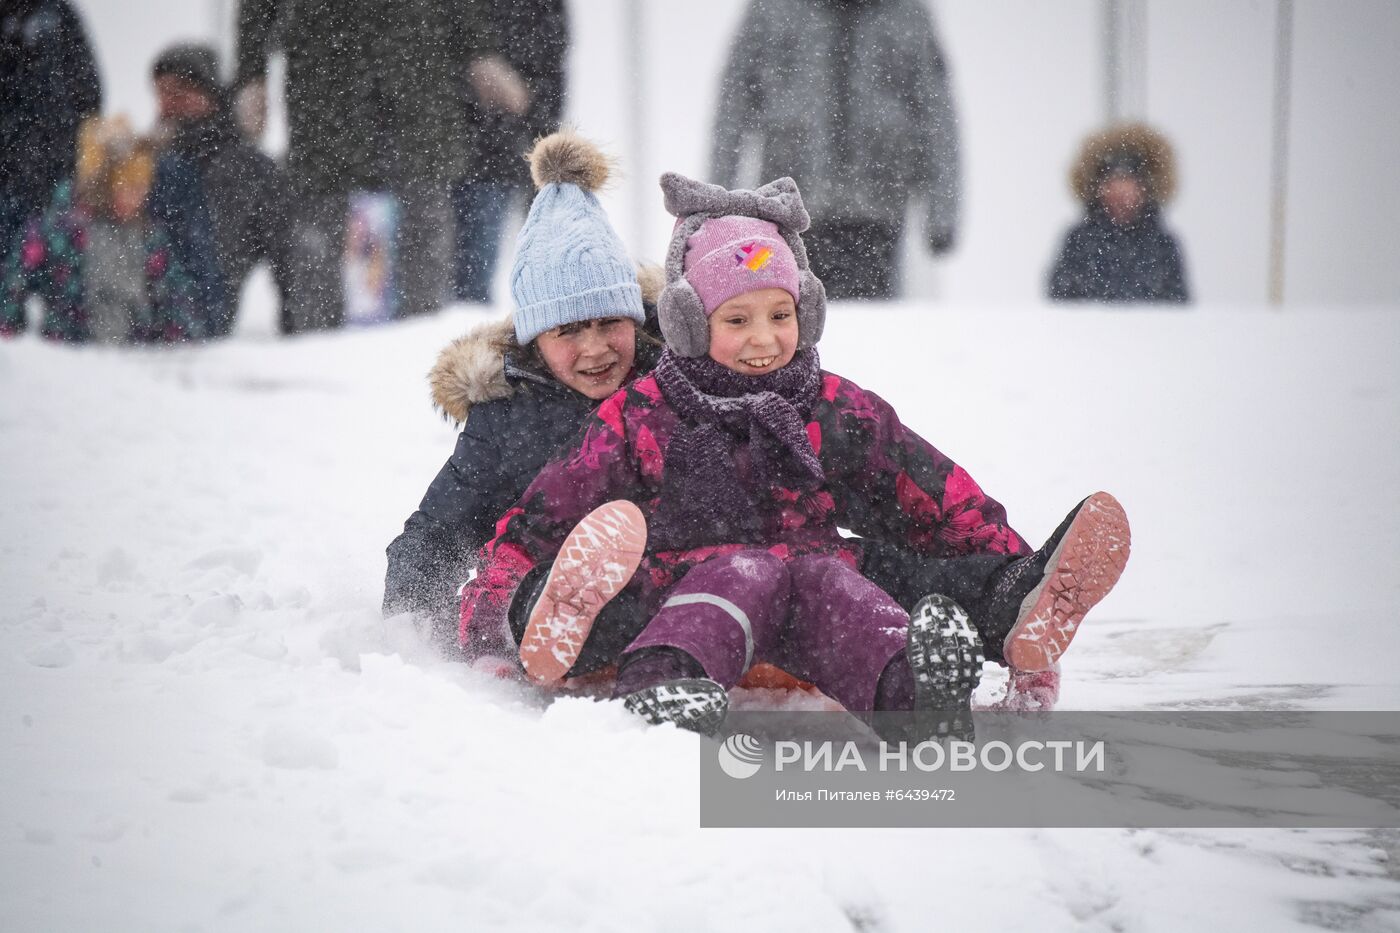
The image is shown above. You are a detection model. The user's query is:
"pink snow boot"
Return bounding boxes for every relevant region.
[1002,491,1131,673]
[519,500,647,684]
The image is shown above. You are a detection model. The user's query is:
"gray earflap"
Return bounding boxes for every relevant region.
[783,226,825,349]
[781,229,812,277]
[796,270,827,349]
[658,280,710,357]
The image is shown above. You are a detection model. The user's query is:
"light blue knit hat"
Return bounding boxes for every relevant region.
[510,132,645,345]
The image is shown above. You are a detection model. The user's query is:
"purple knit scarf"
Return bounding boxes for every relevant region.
[650,348,825,549]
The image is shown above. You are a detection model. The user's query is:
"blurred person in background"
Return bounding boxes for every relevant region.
[451,0,568,304]
[1,117,211,343]
[0,0,101,263]
[1048,124,1190,304]
[149,43,291,337]
[234,0,517,333]
[709,0,960,300]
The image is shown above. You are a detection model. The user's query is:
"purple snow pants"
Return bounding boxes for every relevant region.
[621,551,910,712]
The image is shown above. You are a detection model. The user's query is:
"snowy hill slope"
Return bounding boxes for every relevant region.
[2,299,1398,931]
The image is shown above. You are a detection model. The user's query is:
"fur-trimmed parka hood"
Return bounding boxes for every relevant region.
[1070,123,1177,207]
[429,262,666,424]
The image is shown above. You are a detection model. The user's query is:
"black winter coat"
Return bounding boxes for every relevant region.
[462,0,568,188]
[235,0,496,193]
[156,109,292,334]
[383,311,662,635]
[0,0,100,251]
[1048,206,1190,304]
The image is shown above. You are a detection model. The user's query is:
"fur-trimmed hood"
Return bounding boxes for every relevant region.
[429,262,666,424]
[1070,123,1177,206]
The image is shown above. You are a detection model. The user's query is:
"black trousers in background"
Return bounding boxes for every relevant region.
[282,180,452,334]
[803,219,902,300]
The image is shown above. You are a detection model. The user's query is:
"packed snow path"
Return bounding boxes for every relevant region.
[3,300,1398,931]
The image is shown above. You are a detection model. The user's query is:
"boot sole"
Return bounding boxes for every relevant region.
[520,500,647,684]
[622,678,729,736]
[908,594,984,740]
[1004,491,1131,671]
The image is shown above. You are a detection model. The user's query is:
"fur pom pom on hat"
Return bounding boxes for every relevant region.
[510,131,644,345]
[529,130,614,192]
[656,173,826,358]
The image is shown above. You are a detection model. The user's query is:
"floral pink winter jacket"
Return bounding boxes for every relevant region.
[459,368,1030,651]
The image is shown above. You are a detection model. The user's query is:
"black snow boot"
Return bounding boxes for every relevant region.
[615,647,728,736]
[622,680,730,736]
[904,593,985,743]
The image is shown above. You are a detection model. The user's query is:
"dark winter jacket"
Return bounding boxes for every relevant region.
[461,352,1029,654]
[1,181,208,342]
[152,108,292,335]
[1048,123,1190,303]
[147,153,225,336]
[383,267,666,630]
[710,0,959,247]
[462,0,568,189]
[0,0,101,251]
[1048,208,1190,303]
[235,0,497,194]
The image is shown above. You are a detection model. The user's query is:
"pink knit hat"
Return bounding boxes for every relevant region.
[680,215,801,315]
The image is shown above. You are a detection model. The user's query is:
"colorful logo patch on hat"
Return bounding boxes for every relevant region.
[734,242,774,272]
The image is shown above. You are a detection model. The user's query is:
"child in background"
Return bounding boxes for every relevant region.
[1048,123,1190,304]
[461,172,1131,734]
[1,116,209,342]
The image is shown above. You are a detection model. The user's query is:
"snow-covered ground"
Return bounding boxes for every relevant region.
[2,294,1398,931]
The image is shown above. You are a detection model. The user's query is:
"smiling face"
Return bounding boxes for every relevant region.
[706,287,799,375]
[534,317,637,400]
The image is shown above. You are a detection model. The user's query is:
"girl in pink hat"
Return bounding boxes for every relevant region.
[460,173,1130,736]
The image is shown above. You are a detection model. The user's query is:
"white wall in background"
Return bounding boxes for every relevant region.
[1142,0,1276,305]
[931,0,1102,305]
[1286,0,1400,305]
